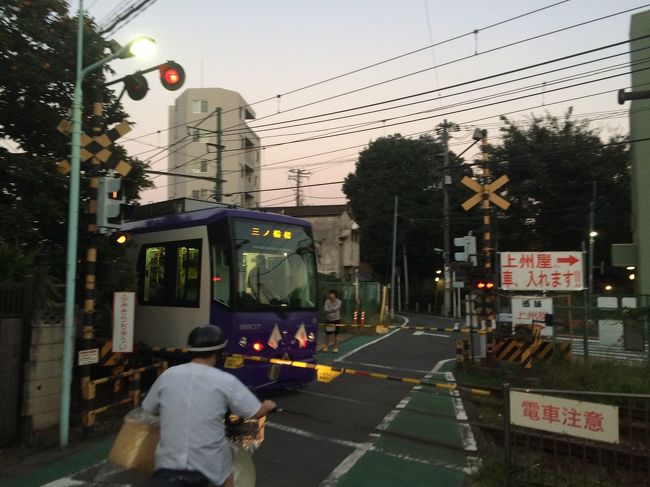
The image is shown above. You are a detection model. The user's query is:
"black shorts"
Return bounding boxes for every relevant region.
[325,320,341,335]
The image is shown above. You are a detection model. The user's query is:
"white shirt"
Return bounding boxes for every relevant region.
[142,362,261,486]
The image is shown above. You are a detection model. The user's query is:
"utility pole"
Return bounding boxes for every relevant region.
[288,168,311,206]
[440,120,454,317]
[215,107,223,202]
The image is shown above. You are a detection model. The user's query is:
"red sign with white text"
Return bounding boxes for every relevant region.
[499,251,584,291]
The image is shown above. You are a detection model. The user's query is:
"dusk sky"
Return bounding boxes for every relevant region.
[74,0,645,206]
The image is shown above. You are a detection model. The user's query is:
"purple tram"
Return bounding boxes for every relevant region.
[121,206,318,390]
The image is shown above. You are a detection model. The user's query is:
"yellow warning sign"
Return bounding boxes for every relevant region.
[224,356,244,369]
[317,365,342,383]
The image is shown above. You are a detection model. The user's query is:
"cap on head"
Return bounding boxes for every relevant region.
[187,324,227,352]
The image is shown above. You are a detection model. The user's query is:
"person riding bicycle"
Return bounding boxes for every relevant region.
[142,324,276,487]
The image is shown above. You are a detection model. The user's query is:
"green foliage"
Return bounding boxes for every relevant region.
[0,1,152,278]
[492,111,631,286]
[343,133,467,284]
[537,359,650,395]
[0,240,39,282]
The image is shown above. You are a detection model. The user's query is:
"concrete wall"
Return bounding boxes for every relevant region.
[310,211,360,279]
[21,311,64,446]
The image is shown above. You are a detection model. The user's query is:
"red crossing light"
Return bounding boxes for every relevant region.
[159,61,185,91]
[476,280,494,290]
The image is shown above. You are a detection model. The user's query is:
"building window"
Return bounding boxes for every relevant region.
[192,100,208,113]
[200,160,208,173]
[201,188,211,200]
[191,190,200,199]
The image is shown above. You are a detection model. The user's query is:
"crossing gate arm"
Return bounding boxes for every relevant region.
[231,354,491,397]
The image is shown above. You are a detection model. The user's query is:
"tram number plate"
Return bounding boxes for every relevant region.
[317,365,342,383]
[224,356,244,369]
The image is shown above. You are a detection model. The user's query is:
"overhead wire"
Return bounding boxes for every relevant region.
[126,7,645,185]
[118,1,577,148]
[130,6,649,198]
[145,43,648,176]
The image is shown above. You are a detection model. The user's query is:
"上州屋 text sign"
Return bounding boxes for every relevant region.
[510,390,619,444]
[499,251,584,291]
[112,291,135,353]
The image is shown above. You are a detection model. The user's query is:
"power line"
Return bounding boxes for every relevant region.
[115,1,577,147]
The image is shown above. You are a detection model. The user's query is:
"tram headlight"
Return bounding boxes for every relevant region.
[253,342,264,352]
[238,336,248,347]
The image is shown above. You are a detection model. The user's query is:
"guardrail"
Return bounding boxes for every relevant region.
[81,362,166,428]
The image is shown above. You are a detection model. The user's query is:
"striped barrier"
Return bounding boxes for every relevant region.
[230,353,492,397]
[495,333,571,368]
[81,361,166,427]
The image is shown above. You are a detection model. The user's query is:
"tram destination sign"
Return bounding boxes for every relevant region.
[499,251,584,291]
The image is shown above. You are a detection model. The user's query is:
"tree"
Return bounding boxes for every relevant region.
[343,133,472,286]
[490,110,631,290]
[0,1,151,280]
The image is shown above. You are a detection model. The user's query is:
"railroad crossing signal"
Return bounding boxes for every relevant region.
[461,174,511,211]
[97,175,123,230]
[56,119,132,176]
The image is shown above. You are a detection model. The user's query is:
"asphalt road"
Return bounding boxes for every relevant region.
[251,312,480,486]
[4,313,481,487]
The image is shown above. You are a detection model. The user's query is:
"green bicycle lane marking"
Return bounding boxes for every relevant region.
[326,368,475,486]
[2,437,115,487]
[317,334,386,366]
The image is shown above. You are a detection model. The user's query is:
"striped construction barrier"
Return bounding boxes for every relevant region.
[495,333,571,368]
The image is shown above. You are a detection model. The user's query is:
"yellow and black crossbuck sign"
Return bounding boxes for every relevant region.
[56,119,132,177]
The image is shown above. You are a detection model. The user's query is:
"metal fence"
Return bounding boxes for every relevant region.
[318,280,382,324]
[553,294,650,365]
[0,283,25,318]
[503,386,650,486]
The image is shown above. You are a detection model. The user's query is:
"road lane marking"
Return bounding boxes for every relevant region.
[334,327,401,363]
[413,331,450,338]
[266,422,368,449]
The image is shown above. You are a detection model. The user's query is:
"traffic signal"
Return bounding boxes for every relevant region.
[97,175,138,231]
[124,73,149,101]
[454,235,477,266]
[97,175,123,231]
[159,61,185,91]
[473,277,495,319]
[474,279,495,291]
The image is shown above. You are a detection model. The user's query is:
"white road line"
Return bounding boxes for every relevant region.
[42,480,88,487]
[320,447,369,487]
[432,358,456,373]
[334,327,401,363]
[413,331,450,338]
[334,360,430,374]
[266,422,368,450]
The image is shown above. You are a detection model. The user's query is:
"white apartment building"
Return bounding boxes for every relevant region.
[167,88,260,208]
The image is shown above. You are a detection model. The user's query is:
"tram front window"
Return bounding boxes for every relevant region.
[233,219,316,311]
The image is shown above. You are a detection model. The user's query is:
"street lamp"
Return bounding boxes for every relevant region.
[61,2,156,447]
[588,230,598,297]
